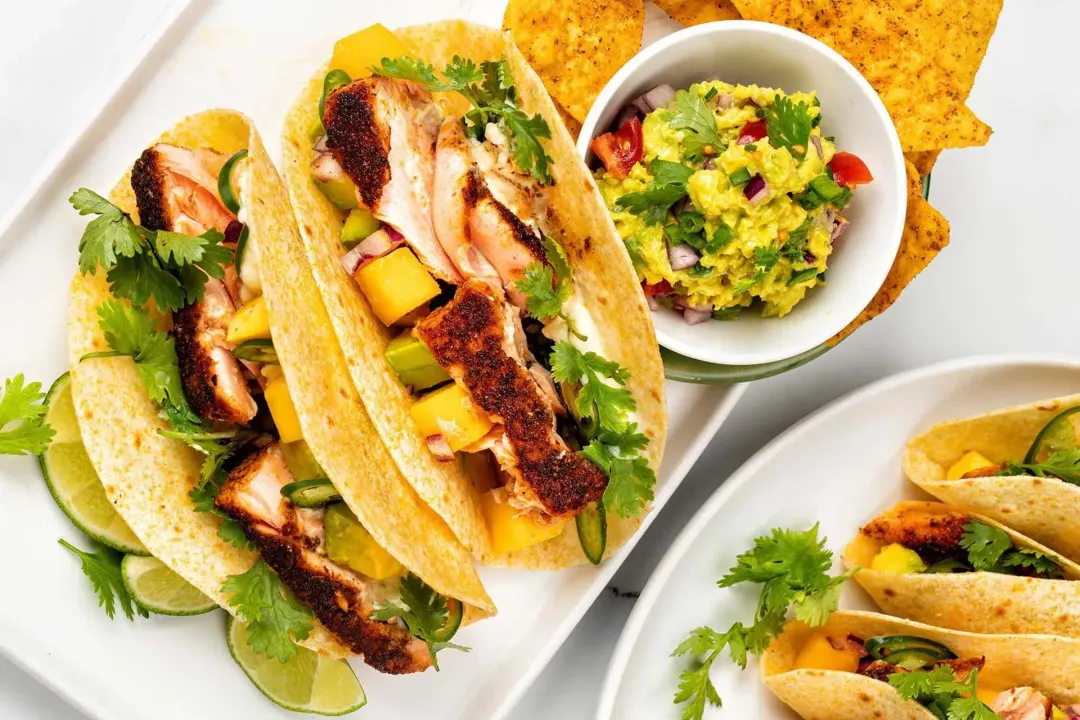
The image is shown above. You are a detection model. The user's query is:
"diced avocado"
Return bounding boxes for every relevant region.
[325,503,403,580]
[341,208,381,249]
[870,543,927,574]
[314,175,358,211]
[280,440,325,482]
[386,333,450,390]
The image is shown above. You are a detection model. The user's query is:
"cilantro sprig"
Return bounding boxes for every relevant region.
[514,236,585,340]
[371,573,468,670]
[669,89,725,160]
[372,56,554,183]
[59,539,147,621]
[0,374,55,455]
[1003,448,1080,486]
[733,245,780,294]
[760,94,814,160]
[222,558,314,663]
[960,521,1064,578]
[672,525,854,720]
[888,665,999,720]
[71,189,231,313]
[615,159,695,225]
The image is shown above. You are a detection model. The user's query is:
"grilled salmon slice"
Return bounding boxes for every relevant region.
[322,77,461,283]
[432,118,547,307]
[132,143,257,424]
[215,444,433,674]
[416,280,607,521]
[990,687,1052,720]
[861,508,970,565]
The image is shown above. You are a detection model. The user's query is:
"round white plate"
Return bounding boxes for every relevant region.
[597,354,1080,719]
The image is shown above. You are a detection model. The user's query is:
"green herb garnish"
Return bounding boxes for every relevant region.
[371,573,468,670]
[59,539,147,621]
[615,159,696,226]
[515,236,585,340]
[1003,448,1080,486]
[670,89,725,160]
[0,374,54,455]
[733,246,779,294]
[888,665,999,720]
[760,94,813,159]
[221,557,315,663]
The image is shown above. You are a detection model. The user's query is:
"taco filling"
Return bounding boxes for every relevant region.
[306,33,655,562]
[73,139,462,674]
[791,631,1078,718]
[853,505,1065,579]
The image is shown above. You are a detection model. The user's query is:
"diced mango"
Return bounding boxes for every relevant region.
[410,383,492,451]
[870,543,927,574]
[354,247,440,325]
[946,450,995,480]
[976,686,1003,706]
[480,490,565,555]
[227,296,271,344]
[1051,705,1069,720]
[793,631,860,673]
[265,376,303,443]
[325,503,403,580]
[330,24,411,80]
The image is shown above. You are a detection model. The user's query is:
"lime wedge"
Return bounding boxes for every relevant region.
[38,373,147,555]
[226,616,367,715]
[120,555,216,616]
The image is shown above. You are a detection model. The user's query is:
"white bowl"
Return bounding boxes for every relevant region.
[577,21,906,366]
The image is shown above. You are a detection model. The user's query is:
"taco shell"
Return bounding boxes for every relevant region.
[904,394,1080,563]
[843,501,1080,638]
[69,111,492,663]
[281,22,666,569]
[762,609,1080,720]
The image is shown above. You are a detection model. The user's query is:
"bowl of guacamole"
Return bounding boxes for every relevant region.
[578,21,906,367]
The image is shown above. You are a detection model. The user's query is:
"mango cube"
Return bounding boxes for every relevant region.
[946,450,995,480]
[793,631,860,673]
[226,296,271,344]
[870,543,927,574]
[410,383,492,451]
[265,376,303,444]
[354,247,440,325]
[479,491,565,555]
[330,24,411,79]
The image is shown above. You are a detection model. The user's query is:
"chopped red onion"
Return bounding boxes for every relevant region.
[340,228,400,274]
[702,158,716,170]
[646,295,659,312]
[810,134,823,158]
[670,295,688,311]
[1063,705,1080,720]
[668,243,700,271]
[313,135,329,153]
[425,434,454,461]
[224,220,244,244]
[830,216,849,242]
[745,98,760,109]
[814,207,836,230]
[683,306,712,325]
[612,104,642,132]
[744,175,770,205]
[715,94,735,110]
[632,84,676,114]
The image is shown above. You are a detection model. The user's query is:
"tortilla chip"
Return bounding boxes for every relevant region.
[554,98,583,140]
[828,160,948,345]
[503,0,645,123]
[763,610,1080,718]
[904,150,941,176]
[904,395,1080,564]
[732,0,1002,152]
[654,0,740,25]
[844,501,1080,638]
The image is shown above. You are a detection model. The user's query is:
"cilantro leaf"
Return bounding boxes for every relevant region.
[70,188,144,275]
[94,300,190,414]
[653,159,696,186]
[550,341,634,433]
[516,237,572,322]
[370,573,467,670]
[369,56,480,92]
[582,440,655,518]
[106,253,188,312]
[1002,547,1064,579]
[734,245,780,294]
[760,94,813,159]
[793,568,855,626]
[221,558,314,663]
[1004,447,1080,486]
[615,159,695,226]
[501,108,554,185]
[0,374,54,455]
[780,218,812,263]
[889,666,998,720]
[669,89,724,160]
[58,539,146,621]
[960,521,1014,571]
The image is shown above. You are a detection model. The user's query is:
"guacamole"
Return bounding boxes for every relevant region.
[590,81,872,321]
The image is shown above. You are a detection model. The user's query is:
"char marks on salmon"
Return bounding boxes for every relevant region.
[861,508,971,565]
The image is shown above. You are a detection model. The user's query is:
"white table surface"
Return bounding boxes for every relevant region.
[1,1,1075,718]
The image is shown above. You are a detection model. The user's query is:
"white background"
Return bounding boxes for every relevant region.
[0,0,1075,718]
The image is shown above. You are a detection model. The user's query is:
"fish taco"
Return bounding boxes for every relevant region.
[843,501,1080,637]
[763,610,1080,720]
[281,21,666,568]
[904,394,1080,564]
[68,110,493,675]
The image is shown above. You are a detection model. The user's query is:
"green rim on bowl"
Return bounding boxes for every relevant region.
[663,174,931,384]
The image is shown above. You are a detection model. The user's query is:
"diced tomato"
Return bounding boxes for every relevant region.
[591,117,643,179]
[737,120,768,145]
[642,280,672,297]
[828,152,874,186]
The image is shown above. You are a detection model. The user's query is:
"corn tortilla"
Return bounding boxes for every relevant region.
[281,23,666,569]
[654,0,740,25]
[763,610,1080,719]
[904,395,1080,564]
[843,501,1080,637]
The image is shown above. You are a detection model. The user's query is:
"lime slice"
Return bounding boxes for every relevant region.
[120,555,216,616]
[38,373,147,555]
[226,616,367,715]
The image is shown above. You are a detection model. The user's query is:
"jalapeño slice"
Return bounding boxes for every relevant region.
[431,598,464,643]
[232,338,278,364]
[281,478,342,508]
[924,558,971,574]
[234,223,250,270]
[218,149,248,214]
[576,500,607,566]
[1024,406,1080,464]
[864,635,956,670]
[319,69,352,124]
